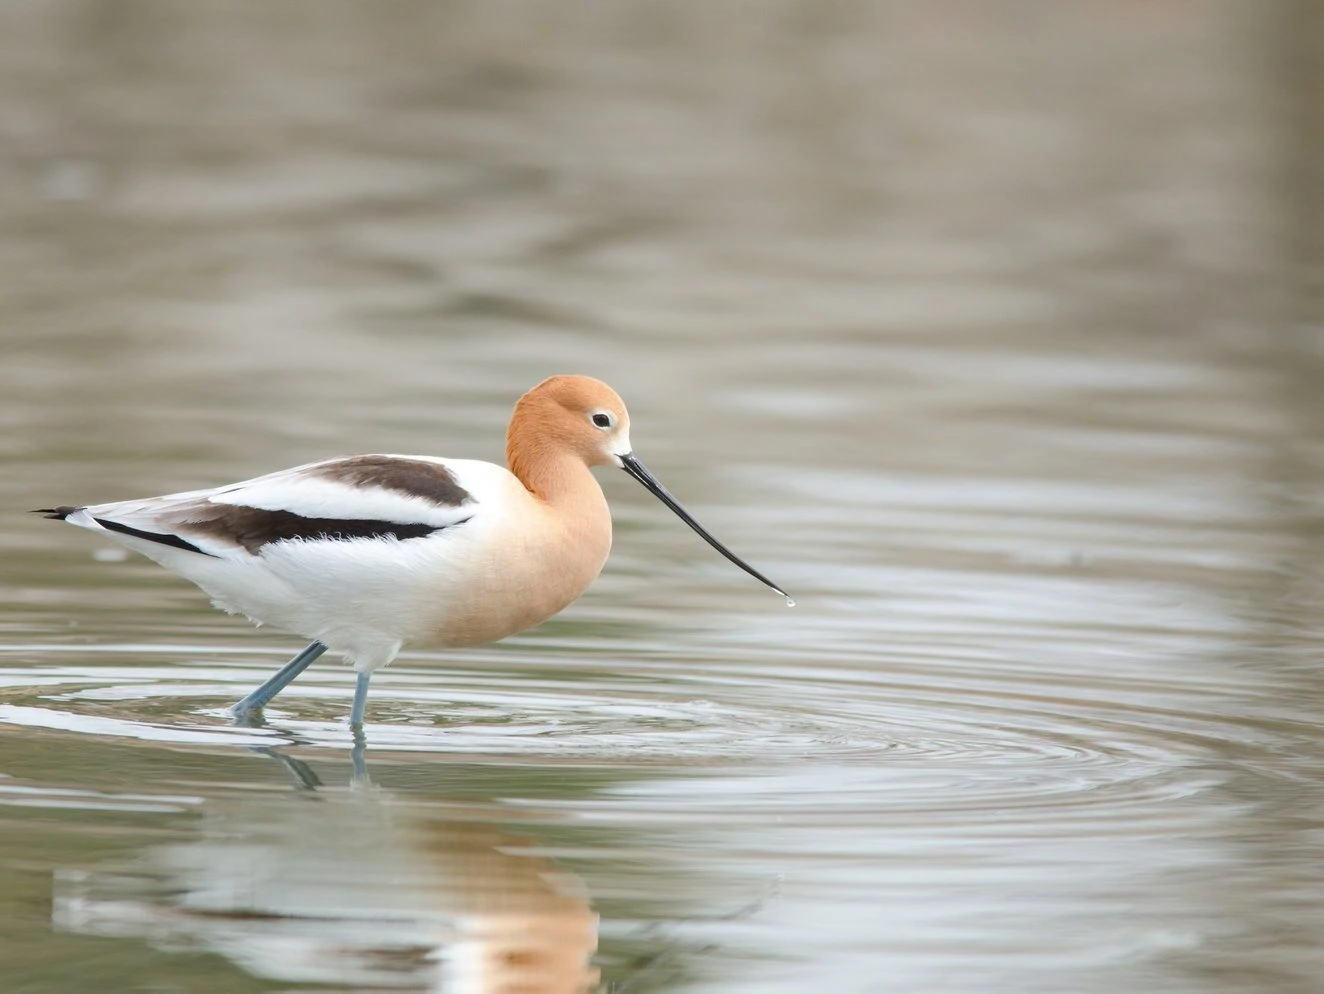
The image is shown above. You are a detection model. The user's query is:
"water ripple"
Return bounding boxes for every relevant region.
[0,640,1258,828]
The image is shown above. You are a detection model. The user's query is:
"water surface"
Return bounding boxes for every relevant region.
[4,3,1324,992]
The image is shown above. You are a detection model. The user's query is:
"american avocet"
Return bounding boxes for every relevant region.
[38,375,790,726]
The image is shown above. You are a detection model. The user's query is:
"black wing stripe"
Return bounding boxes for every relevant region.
[96,518,219,557]
[182,507,472,555]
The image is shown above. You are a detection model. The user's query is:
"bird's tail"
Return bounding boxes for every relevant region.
[33,506,79,520]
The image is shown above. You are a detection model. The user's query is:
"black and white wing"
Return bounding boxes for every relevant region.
[44,454,480,560]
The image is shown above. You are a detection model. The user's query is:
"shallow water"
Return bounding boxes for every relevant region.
[4,2,1324,992]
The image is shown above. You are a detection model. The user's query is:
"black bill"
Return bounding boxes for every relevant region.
[619,453,791,602]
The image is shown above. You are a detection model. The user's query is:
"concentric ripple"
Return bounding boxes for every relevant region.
[0,636,1262,828]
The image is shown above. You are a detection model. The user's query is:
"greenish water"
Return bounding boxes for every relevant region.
[4,3,1324,992]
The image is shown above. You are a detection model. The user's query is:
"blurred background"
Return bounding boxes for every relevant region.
[3,2,1324,992]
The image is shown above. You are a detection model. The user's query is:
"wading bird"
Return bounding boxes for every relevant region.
[38,375,790,725]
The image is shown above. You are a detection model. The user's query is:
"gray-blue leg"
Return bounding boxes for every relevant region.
[349,671,371,727]
[230,640,328,716]
[350,726,368,783]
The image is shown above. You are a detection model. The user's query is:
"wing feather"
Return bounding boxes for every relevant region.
[75,455,480,558]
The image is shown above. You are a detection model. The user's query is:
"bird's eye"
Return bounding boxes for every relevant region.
[591,412,613,429]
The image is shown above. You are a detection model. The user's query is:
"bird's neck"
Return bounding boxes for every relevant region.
[509,448,595,505]
[508,448,613,572]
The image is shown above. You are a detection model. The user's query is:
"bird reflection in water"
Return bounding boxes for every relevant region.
[52,751,599,993]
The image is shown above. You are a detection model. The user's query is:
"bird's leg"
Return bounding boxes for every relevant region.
[230,640,328,717]
[349,671,371,727]
[350,725,369,784]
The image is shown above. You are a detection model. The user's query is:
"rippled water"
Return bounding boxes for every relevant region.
[4,2,1324,992]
